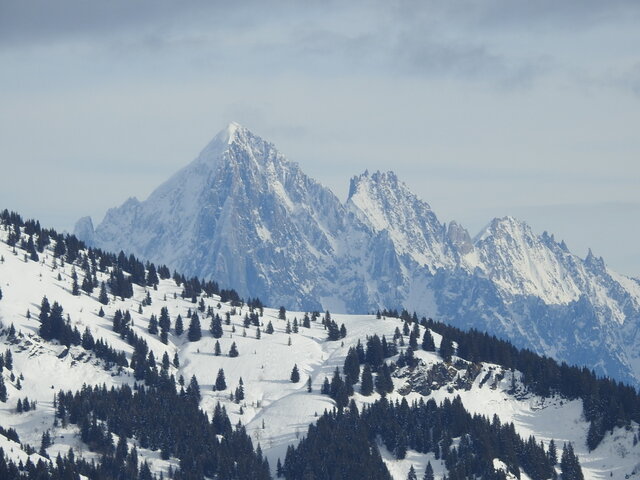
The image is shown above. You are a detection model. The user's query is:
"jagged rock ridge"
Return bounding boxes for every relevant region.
[75,122,640,385]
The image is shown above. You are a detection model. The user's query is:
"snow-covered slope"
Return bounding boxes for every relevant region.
[2,226,640,480]
[75,123,640,387]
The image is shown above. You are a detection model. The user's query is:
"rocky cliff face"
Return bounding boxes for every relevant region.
[76,122,640,385]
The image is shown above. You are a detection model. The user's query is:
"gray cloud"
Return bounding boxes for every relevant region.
[1,0,639,275]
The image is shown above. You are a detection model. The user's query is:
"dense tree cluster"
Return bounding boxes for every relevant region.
[36,297,128,369]
[421,317,640,450]
[283,396,564,480]
[53,380,270,479]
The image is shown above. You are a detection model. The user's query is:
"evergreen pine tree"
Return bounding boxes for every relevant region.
[215,368,227,391]
[340,323,347,338]
[81,274,94,294]
[159,307,171,333]
[407,465,417,480]
[81,327,95,350]
[548,439,558,465]
[235,378,244,402]
[98,282,109,305]
[161,352,170,372]
[440,337,454,362]
[229,342,239,357]
[343,347,360,385]
[330,367,343,398]
[395,431,408,459]
[0,376,6,402]
[421,329,435,351]
[71,268,80,296]
[210,314,223,338]
[146,264,159,287]
[175,314,184,336]
[375,363,394,395]
[38,296,52,340]
[278,306,286,320]
[327,320,341,341]
[423,461,434,480]
[307,376,312,392]
[187,375,201,403]
[560,443,584,480]
[266,321,274,334]
[360,364,374,396]
[214,340,221,356]
[321,377,331,395]
[290,364,300,383]
[5,350,13,371]
[148,315,159,335]
[188,313,202,342]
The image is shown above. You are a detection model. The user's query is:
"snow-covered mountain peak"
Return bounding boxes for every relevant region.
[222,120,243,144]
[346,170,454,271]
[346,170,434,230]
[208,120,246,147]
[348,170,420,205]
[193,121,274,168]
[472,215,587,304]
[584,248,607,274]
[473,216,532,244]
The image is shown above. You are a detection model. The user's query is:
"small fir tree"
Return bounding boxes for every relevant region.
[290,364,300,383]
[188,313,202,342]
[423,461,434,480]
[440,337,454,362]
[98,282,109,305]
[422,329,435,351]
[71,269,80,296]
[215,368,227,391]
[175,314,184,336]
[360,364,374,396]
[407,465,417,480]
[0,375,7,402]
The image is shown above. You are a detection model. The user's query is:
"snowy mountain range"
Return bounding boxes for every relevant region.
[3,216,640,480]
[74,122,640,386]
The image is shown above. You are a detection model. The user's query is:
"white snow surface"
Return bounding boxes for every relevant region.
[1,227,640,479]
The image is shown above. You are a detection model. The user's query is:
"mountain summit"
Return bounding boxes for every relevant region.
[76,123,640,385]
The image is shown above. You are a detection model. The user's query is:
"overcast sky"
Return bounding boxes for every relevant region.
[1,0,639,276]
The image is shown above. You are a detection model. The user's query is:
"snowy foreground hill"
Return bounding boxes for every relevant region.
[74,122,640,387]
[3,214,640,479]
